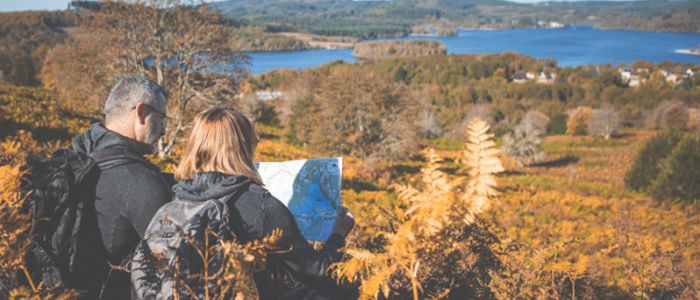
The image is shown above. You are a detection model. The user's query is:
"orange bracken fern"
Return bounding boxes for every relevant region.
[331,118,503,300]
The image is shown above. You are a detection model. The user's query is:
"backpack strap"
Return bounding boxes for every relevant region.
[88,146,160,172]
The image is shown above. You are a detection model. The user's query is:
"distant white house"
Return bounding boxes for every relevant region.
[513,72,527,83]
[619,68,632,81]
[526,72,536,79]
[627,72,642,87]
[538,21,565,28]
[255,91,284,101]
[535,72,557,84]
[666,72,679,84]
[687,68,696,77]
[549,22,564,28]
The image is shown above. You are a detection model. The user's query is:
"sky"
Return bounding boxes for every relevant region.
[1,0,70,12]
[0,0,218,12]
[0,0,644,13]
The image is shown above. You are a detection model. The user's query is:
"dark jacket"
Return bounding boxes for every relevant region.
[173,172,347,300]
[69,123,172,299]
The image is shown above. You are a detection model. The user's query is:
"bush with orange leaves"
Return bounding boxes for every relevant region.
[489,173,700,300]
[0,85,99,144]
[566,106,594,136]
[0,135,80,299]
[331,118,504,299]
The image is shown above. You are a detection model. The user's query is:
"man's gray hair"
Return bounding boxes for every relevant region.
[104,75,167,125]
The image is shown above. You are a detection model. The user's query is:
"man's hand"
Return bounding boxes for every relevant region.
[332,206,355,239]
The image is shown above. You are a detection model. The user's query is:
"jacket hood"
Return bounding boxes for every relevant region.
[70,123,143,155]
[173,172,254,202]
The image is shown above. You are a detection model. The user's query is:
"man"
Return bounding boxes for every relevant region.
[69,75,172,299]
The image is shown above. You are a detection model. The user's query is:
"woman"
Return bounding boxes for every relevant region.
[153,107,356,299]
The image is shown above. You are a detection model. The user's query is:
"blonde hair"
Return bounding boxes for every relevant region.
[175,107,262,184]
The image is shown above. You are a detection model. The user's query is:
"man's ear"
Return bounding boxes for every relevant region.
[134,102,147,125]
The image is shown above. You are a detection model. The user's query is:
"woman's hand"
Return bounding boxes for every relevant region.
[332,206,355,239]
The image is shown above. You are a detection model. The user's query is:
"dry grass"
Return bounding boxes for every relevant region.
[511,130,657,190]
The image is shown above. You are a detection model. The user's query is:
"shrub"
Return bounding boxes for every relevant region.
[450,104,494,140]
[0,135,80,299]
[547,113,568,135]
[588,107,621,140]
[687,108,700,131]
[624,130,683,192]
[649,136,700,203]
[645,101,689,130]
[239,94,280,127]
[416,109,443,139]
[566,106,594,136]
[331,118,504,299]
[521,110,550,130]
[394,66,408,82]
[502,112,547,168]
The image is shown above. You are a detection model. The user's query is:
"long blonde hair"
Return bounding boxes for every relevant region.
[175,107,262,185]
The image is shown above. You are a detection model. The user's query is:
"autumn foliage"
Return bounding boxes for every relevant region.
[566,106,594,136]
[353,40,447,59]
[286,66,420,161]
[332,118,503,299]
[2,10,700,297]
[3,77,700,300]
[0,134,81,299]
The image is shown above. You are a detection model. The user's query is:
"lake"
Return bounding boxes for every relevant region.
[246,25,700,75]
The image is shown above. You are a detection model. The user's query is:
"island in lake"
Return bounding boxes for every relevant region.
[353,40,447,59]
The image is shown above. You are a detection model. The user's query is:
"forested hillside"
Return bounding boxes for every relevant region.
[216,0,700,46]
[0,11,78,85]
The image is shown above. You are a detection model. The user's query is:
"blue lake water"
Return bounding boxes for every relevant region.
[246,25,700,75]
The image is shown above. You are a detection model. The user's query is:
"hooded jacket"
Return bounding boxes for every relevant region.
[173,172,347,300]
[69,123,172,299]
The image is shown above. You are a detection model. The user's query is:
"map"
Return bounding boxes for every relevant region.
[255,157,342,241]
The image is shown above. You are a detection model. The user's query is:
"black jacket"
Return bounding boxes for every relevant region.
[70,123,172,299]
[173,172,346,299]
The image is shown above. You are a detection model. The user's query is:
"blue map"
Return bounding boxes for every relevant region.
[255,158,342,241]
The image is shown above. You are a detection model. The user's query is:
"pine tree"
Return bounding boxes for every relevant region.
[625,130,683,192]
[649,136,700,203]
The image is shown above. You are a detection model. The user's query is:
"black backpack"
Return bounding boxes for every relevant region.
[19,146,147,293]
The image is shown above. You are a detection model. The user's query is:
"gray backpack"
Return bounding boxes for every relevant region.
[130,194,234,300]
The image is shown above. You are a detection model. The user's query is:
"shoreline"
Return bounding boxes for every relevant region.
[674,49,700,56]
